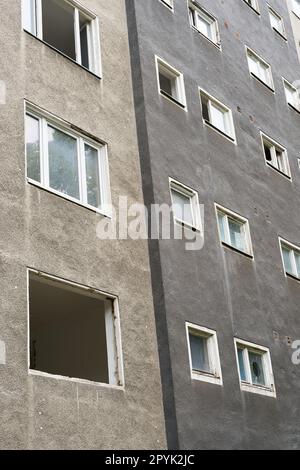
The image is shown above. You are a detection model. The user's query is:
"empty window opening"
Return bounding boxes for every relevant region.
[29,271,122,385]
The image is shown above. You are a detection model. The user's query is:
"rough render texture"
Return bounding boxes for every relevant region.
[0,0,167,450]
[127,0,300,449]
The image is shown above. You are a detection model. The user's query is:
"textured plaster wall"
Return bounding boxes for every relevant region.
[0,0,166,450]
[128,0,300,449]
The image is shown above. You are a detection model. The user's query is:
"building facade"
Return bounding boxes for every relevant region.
[0,0,166,449]
[287,0,300,64]
[126,0,300,449]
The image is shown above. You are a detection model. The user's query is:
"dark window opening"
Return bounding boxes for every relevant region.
[201,94,210,121]
[264,144,272,161]
[159,72,173,97]
[80,13,90,69]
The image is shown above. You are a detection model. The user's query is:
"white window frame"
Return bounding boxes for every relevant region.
[188,1,221,48]
[246,47,274,91]
[215,203,253,257]
[25,102,111,217]
[298,158,300,170]
[283,78,300,111]
[260,132,291,179]
[242,0,260,14]
[155,56,187,110]
[293,0,300,19]
[199,88,236,143]
[186,323,223,386]
[22,0,102,77]
[159,0,174,11]
[268,5,286,39]
[234,338,276,398]
[169,178,202,231]
[279,237,300,280]
[27,268,125,389]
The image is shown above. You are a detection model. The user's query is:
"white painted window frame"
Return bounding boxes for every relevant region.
[169,178,202,231]
[282,77,300,111]
[215,203,253,257]
[22,0,102,77]
[279,237,300,280]
[268,4,286,39]
[243,0,260,14]
[234,338,276,398]
[293,0,300,19]
[246,47,274,91]
[25,102,111,217]
[188,1,221,48]
[27,268,125,389]
[260,132,291,179]
[159,0,174,11]
[199,88,236,143]
[186,323,223,386]
[155,56,187,110]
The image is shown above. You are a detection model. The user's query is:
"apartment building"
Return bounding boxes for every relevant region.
[126,0,300,449]
[287,0,300,64]
[0,0,166,449]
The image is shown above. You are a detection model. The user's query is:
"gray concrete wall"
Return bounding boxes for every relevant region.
[127,0,300,449]
[0,0,166,450]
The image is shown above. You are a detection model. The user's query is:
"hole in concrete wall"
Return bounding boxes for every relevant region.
[29,271,120,385]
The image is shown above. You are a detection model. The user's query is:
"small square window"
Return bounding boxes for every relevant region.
[200,90,236,142]
[234,339,276,397]
[156,57,187,109]
[216,205,253,256]
[170,179,201,231]
[283,78,300,111]
[243,0,260,13]
[186,323,222,386]
[261,133,291,178]
[246,48,274,90]
[268,5,286,38]
[188,2,220,47]
[280,239,300,280]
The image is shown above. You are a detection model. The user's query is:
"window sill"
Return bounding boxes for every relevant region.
[29,369,124,390]
[288,102,300,115]
[203,120,236,144]
[190,25,221,50]
[159,0,174,12]
[174,219,202,233]
[191,370,223,386]
[250,72,274,93]
[286,272,300,283]
[242,0,260,16]
[240,382,276,398]
[221,241,253,259]
[24,30,101,80]
[266,162,291,180]
[160,90,187,110]
[27,179,112,219]
[272,27,287,41]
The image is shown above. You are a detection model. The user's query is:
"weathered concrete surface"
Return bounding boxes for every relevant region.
[127,0,300,449]
[0,0,166,449]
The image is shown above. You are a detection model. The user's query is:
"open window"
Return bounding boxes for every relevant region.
[216,204,253,257]
[200,89,236,142]
[22,0,101,76]
[28,270,124,386]
[156,57,187,109]
[261,133,291,178]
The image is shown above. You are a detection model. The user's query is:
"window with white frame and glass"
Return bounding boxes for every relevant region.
[25,105,111,215]
[170,179,201,230]
[22,0,101,76]
[216,205,253,256]
[283,78,300,111]
[280,239,300,280]
[188,2,220,46]
[243,0,260,13]
[246,48,274,90]
[186,323,222,385]
[156,57,187,108]
[293,0,300,18]
[261,133,291,178]
[268,5,286,38]
[235,339,276,397]
[200,90,236,142]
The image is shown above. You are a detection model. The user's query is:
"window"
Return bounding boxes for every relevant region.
[188,2,220,47]
[200,90,236,142]
[280,239,300,280]
[186,323,222,385]
[293,0,300,18]
[283,78,300,111]
[268,5,286,38]
[22,0,101,76]
[159,0,174,10]
[261,133,291,178]
[216,205,253,256]
[28,270,124,386]
[170,179,201,230]
[246,48,274,90]
[243,0,260,13]
[156,57,187,109]
[25,105,111,215]
[235,339,276,397]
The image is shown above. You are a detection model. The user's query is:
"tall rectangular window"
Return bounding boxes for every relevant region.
[25,105,111,215]
[170,179,201,231]
[216,205,253,256]
[268,5,286,38]
[22,0,101,76]
[156,57,187,109]
[246,48,274,90]
[283,78,300,111]
[280,239,300,280]
[261,133,291,178]
[200,90,236,142]
[188,2,220,47]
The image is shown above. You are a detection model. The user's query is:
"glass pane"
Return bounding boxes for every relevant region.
[210,102,227,134]
[294,252,300,278]
[85,144,101,208]
[197,14,212,39]
[189,333,210,373]
[159,72,173,96]
[217,212,226,243]
[26,115,41,182]
[80,13,90,69]
[48,126,79,200]
[282,246,293,275]
[228,218,246,251]
[171,189,193,226]
[238,349,247,381]
[23,0,36,34]
[42,0,76,61]
[249,351,266,386]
